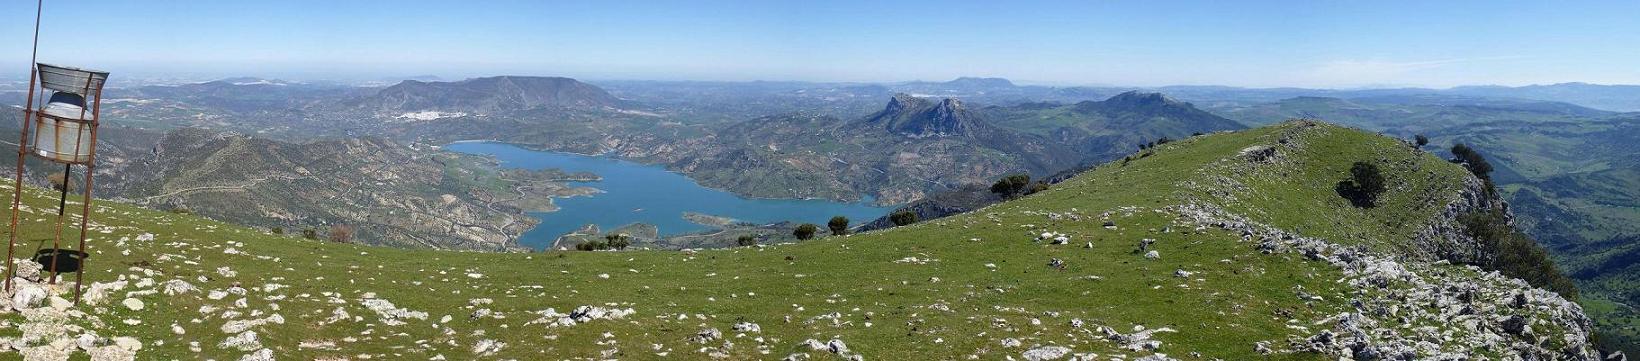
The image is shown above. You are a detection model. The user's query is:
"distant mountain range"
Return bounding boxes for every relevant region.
[1446,83,1640,113]
[349,76,621,114]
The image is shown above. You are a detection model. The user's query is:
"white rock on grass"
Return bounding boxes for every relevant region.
[13,259,42,281]
[162,279,198,295]
[689,328,723,343]
[82,280,129,306]
[122,298,145,311]
[112,337,142,351]
[12,285,46,310]
[473,339,505,356]
[1022,346,1073,361]
[219,331,262,351]
[523,305,635,328]
[359,297,428,326]
[238,348,275,361]
[732,322,762,333]
[221,314,286,334]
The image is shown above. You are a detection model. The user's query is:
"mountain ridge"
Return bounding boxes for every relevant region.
[352,75,621,114]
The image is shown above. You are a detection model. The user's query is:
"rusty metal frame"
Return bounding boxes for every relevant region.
[3,71,104,303]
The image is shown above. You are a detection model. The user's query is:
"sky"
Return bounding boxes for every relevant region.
[2,0,1638,88]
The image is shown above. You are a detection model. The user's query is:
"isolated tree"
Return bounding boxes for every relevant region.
[1336,161,1387,208]
[827,216,849,236]
[1351,162,1387,199]
[301,228,319,240]
[735,235,757,247]
[990,174,1032,198]
[889,210,918,226]
[1155,136,1172,145]
[270,227,284,235]
[1450,144,1494,180]
[793,224,819,240]
[1414,134,1430,148]
[328,224,356,243]
[605,234,631,250]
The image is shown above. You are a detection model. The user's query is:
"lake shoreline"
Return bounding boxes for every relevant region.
[443,141,894,249]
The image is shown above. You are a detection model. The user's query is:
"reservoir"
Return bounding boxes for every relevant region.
[444,142,895,249]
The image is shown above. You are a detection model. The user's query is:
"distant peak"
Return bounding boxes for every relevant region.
[868,95,983,138]
[366,75,617,113]
[945,77,1015,88]
[1106,91,1181,106]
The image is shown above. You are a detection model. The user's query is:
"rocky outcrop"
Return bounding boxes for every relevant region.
[864,94,988,138]
[1174,202,1599,359]
[859,184,1002,232]
[1408,173,1504,264]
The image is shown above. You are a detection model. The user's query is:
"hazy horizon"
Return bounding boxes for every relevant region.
[5,0,1639,88]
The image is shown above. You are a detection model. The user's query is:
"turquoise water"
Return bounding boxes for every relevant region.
[444,142,895,249]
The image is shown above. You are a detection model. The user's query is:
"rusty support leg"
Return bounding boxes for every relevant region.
[45,163,70,284]
[72,165,92,303]
[74,89,103,304]
[5,74,39,292]
[4,146,25,292]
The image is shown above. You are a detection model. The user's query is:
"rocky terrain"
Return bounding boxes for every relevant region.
[104,128,605,250]
[0,121,1602,359]
[0,110,607,251]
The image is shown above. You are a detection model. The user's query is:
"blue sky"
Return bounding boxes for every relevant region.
[3,0,1637,87]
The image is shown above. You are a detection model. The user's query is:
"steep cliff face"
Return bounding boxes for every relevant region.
[1409,174,1505,264]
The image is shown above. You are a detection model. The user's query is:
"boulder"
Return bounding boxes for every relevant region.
[12,284,47,310]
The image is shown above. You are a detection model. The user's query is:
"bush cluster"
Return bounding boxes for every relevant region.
[991,174,1049,199]
[576,234,631,251]
[1459,210,1580,300]
[889,210,918,226]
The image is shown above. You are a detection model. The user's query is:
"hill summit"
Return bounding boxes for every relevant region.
[865,93,988,137]
[944,76,1016,88]
[356,75,619,114]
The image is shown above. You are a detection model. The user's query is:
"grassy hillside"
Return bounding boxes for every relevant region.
[0,121,1594,360]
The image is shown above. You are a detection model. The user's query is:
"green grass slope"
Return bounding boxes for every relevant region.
[0,121,1596,360]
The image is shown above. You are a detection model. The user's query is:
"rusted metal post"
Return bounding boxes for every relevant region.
[73,86,103,304]
[4,73,36,292]
[5,0,45,292]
